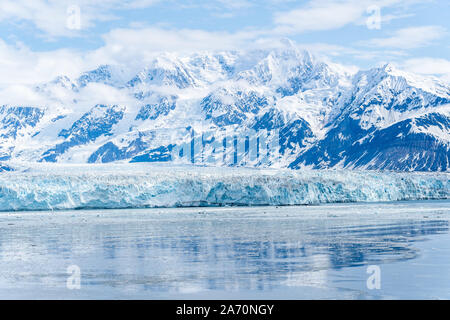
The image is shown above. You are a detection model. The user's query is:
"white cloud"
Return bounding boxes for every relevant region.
[0,39,85,87]
[400,57,450,82]
[272,0,409,34]
[274,0,366,33]
[0,26,271,88]
[0,0,161,38]
[363,25,447,49]
[215,0,253,9]
[92,27,266,63]
[0,0,447,93]
[0,0,420,38]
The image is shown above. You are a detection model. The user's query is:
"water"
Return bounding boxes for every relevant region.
[0,200,449,299]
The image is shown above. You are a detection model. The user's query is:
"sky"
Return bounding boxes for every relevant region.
[0,0,449,86]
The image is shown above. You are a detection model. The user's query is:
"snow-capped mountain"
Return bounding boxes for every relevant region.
[290,64,450,171]
[1,40,449,171]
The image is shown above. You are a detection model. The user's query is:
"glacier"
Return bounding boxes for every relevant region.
[0,164,448,212]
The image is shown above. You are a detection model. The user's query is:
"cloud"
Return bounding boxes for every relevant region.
[0,0,420,38]
[363,25,447,49]
[215,0,254,9]
[0,39,85,87]
[0,26,272,87]
[92,27,266,63]
[0,0,447,93]
[400,57,450,82]
[0,0,161,38]
[272,0,411,34]
[274,0,367,33]
[0,37,141,108]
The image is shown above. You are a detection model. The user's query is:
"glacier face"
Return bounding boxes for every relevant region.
[0,164,448,212]
[0,40,449,171]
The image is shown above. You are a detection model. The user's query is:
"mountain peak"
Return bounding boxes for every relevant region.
[381,63,396,73]
[279,38,297,50]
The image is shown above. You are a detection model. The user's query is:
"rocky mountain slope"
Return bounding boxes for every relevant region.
[1,41,449,171]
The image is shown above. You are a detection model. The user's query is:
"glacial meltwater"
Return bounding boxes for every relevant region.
[0,200,449,299]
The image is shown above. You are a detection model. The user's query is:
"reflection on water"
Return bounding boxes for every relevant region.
[0,200,449,299]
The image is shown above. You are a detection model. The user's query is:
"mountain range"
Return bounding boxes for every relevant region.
[1,40,449,171]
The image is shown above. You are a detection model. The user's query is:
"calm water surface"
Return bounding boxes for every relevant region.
[0,200,449,299]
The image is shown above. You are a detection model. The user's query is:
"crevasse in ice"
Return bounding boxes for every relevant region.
[0,164,448,211]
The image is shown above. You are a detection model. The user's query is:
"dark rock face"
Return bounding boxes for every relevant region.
[130,145,175,163]
[202,89,268,126]
[88,134,151,163]
[0,106,44,139]
[292,114,449,171]
[41,105,124,162]
[0,163,13,172]
[135,96,177,121]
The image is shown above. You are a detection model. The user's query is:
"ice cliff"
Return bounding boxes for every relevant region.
[0,164,447,211]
